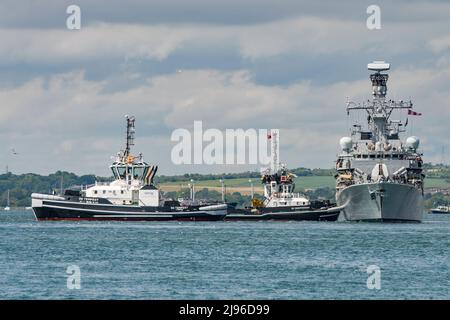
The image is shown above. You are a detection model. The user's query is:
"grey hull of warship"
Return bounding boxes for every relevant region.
[337,182,423,222]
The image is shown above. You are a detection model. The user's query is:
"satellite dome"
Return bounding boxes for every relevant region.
[405,136,420,150]
[375,141,383,151]
[339,137,353,152]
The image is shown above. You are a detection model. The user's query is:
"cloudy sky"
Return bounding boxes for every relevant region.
[0,0,449,176]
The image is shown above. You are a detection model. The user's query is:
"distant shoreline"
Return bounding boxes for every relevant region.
[1,165,449,208]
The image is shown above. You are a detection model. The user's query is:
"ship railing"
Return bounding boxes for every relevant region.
[277,192,306,199]
[94,181,111,186]
[347,99,412,112]
[81,184,96,190]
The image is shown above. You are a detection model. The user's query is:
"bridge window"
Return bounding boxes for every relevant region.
[133,167,145,180]
[111,167,119,179]
[117,167,126,179]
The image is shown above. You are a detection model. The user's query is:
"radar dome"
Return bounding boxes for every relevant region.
[405,136,420,150]
[339,137,353,152]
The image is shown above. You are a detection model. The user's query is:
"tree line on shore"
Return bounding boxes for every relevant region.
[0,167,334,207]
[1,165,448,208]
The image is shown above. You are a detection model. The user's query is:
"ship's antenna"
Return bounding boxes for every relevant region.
[270,129,280,174]
[368,61,390,99]
[124,115,136,158]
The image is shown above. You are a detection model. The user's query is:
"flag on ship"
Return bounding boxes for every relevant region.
[408,110,422,116]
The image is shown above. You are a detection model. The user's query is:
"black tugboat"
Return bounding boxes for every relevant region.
[225,166,342,221]
[31,116,227,221]
[225,130,343,221]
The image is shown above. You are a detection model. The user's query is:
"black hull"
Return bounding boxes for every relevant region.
[32,195,341,222]
[32,199,226,222]
[224,207,341,221]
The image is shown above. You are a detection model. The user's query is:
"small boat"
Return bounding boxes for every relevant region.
[4,190,10,211]
[429,205,450,214]
[225,135,343,221]
[31,116,227,221]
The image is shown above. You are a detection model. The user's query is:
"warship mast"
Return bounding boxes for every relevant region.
[346,61,412,152]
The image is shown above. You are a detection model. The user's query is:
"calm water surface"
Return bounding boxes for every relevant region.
[1,210,449,299]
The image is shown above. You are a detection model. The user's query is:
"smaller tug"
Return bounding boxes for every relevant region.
[225,130,342,221]
[31,116,227,221]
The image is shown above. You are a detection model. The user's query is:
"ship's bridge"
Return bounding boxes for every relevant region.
[111,162,149,181]
[110,154,158,185]
[108,115,158,186]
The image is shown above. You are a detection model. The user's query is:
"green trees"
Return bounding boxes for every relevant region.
[0,171,95,207]
[424,192,450,209]
[2,164,448,208]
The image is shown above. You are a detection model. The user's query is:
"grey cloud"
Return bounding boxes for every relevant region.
[0,61,448,174]
[1,16,449,71]
[1,1,449,174]
[1,0,449,28]
[1,1,450,89]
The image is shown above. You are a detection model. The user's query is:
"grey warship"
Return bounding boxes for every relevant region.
[335,61,425,222]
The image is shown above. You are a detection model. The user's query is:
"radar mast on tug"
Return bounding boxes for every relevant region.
[109,115,157,189]
[225,129,342,220]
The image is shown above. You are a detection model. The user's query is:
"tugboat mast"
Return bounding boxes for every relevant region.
[270,129,280,174]
[124,115,135,159]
